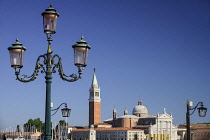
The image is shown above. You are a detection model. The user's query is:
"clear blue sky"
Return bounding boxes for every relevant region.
[0,0,210,130]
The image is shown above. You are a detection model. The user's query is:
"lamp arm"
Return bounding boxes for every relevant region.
[190,102,203,115]
[51,103,67,116]
[52,54,83,82]
[15,55,47,83]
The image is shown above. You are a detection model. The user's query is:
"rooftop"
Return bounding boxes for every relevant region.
[72,127,143,131]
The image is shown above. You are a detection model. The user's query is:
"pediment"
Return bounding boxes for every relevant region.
[158,113,173,119]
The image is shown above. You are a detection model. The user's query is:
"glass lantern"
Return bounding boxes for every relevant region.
[72,36,91,67]
[41,4,59,34]
[61,107,71,117]
[198,106,207,117]
[8,39,26,68]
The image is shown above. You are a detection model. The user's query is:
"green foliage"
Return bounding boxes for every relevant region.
[24,118,44,132]
[23,118,67,134]
[55,120,68,130]
[58,120,68,126]
[16,125,21,132]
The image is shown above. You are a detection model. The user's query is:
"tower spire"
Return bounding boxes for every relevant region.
[91,68,98,88]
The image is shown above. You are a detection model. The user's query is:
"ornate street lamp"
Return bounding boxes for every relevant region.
[186,100,207,140]
[51,103,71,117]
[8,4,91,140]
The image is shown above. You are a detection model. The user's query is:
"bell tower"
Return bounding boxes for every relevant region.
[89,69,101,126]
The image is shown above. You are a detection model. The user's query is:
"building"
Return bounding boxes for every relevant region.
[71,125,145,140]
[104,105,178,140]
[0,131,42,140]
[135,109,178,140]
[177,123,210,140]
[71,70,179,140]
[89,69,101,126]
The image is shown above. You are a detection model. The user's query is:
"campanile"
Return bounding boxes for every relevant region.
[89,69,101,126]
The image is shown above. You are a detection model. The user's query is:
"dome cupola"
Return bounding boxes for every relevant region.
[132,99,148,117]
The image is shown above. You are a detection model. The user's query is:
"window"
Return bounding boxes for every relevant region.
[95,92,99,97]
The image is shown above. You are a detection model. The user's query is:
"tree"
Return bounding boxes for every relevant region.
[55,120,68,130]
[3,134,6,140]
[55,120,68,139]
[58,120,68,126]
[16,125,21,132]
[24,118,44,132]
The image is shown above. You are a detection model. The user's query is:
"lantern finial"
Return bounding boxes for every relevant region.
[81,36,84,40]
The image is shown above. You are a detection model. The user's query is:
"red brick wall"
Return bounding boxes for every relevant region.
[89,101,101,126]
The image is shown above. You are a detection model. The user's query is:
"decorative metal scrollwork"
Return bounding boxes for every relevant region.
[14,53,83,83]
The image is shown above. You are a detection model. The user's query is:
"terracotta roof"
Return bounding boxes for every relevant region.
[0,132,38,135]
[193,129,210,132]
[93,123,111,125]
[72,127,143,131]
[190,123,210,128]
[95,127,143,131]
[133,125,151,128]
[179,123,210,129]
[118,115,139,119]
[68,126,88,129]
[72,129,90,132]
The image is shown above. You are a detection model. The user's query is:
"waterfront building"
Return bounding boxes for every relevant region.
[70,70,179,140]
[71,125,145,140]
[104,101,178,140]
[177,123,210,140]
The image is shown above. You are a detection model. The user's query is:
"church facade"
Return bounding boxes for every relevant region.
[104,99,178,140]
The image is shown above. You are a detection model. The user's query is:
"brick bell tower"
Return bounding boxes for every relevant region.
[89,69,101,126]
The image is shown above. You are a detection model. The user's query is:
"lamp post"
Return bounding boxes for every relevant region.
[51,103,71,117]
[8,4,91,140]
[186,100,207,140]
[51,103,70,140]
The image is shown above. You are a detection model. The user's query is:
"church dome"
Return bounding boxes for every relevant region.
[132,99,148,117]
